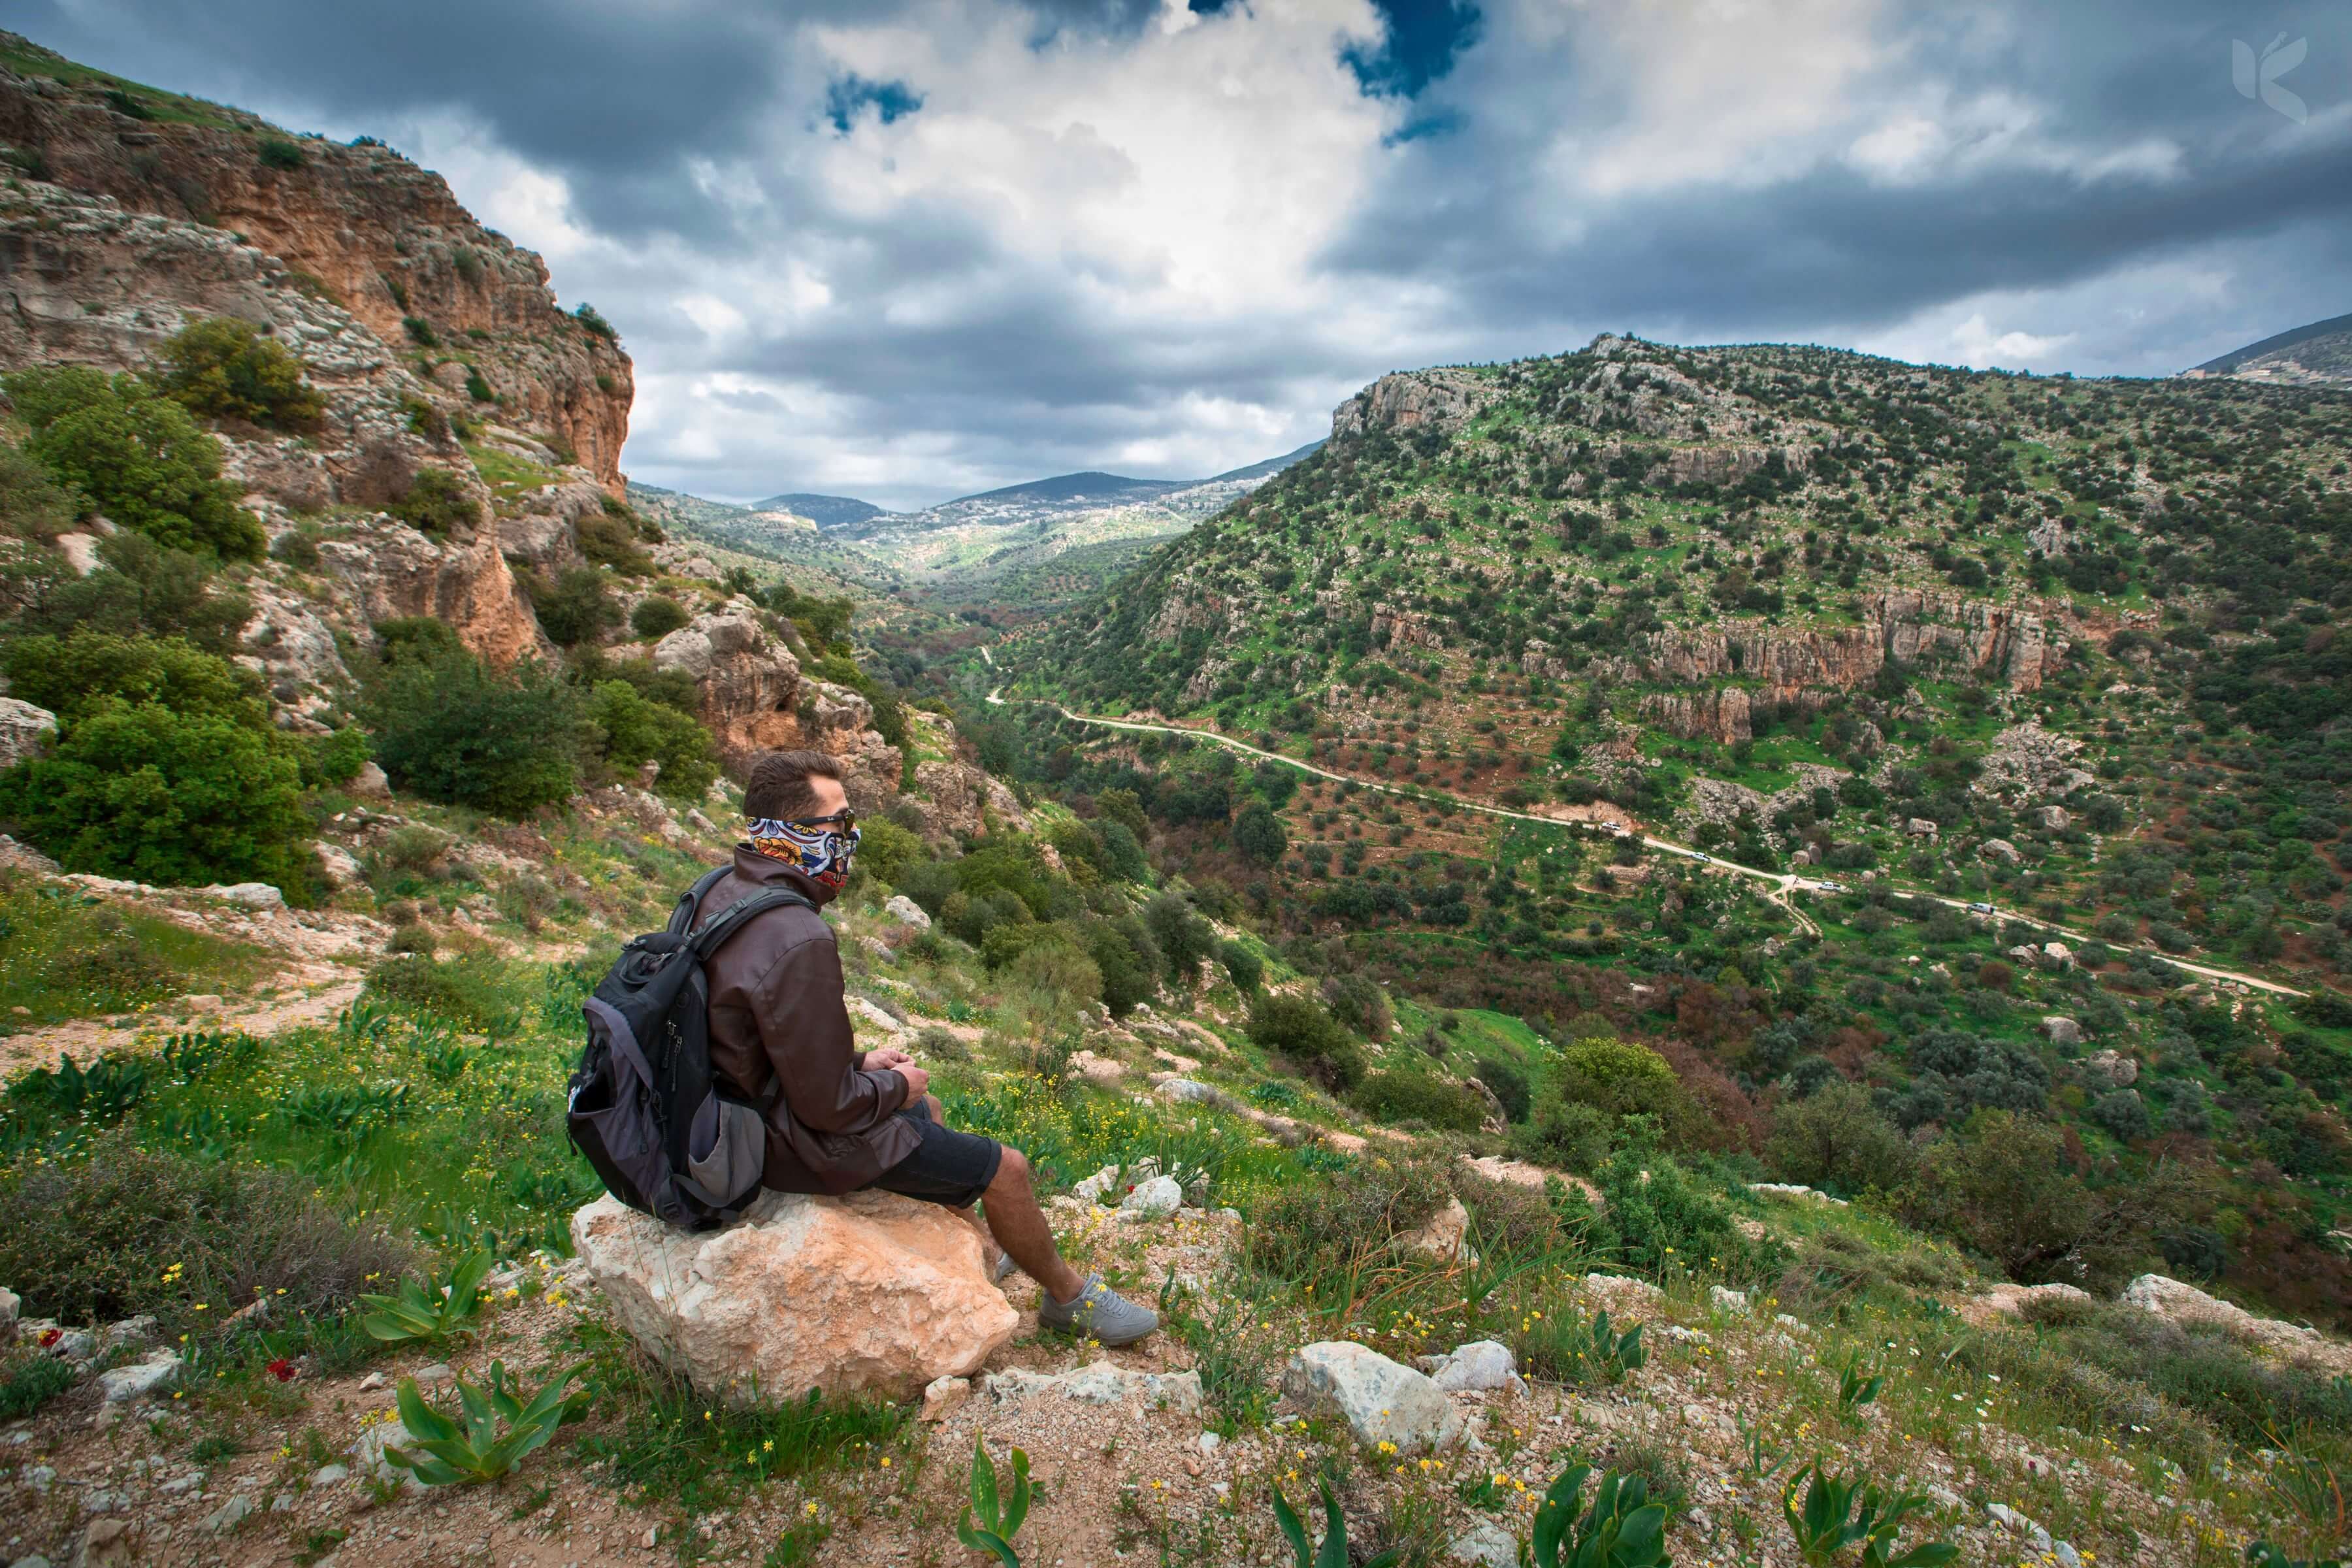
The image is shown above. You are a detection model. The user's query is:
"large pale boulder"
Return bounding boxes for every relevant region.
[1280,1341,1461,1454]
[653,612,803,766]
[2120,1275,2352,1375]
[571,1190,1018,1404]
[0,698,57,770]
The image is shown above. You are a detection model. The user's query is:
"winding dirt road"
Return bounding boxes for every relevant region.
[988,687,2309,999]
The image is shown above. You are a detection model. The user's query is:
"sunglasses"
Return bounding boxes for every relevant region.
[796,809,857,834]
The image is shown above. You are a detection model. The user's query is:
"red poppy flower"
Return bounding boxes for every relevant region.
[37,1328,60,1348]
[266,1358,297,1382]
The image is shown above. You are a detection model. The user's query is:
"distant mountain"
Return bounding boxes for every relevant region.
[2185,310,2352,385]
[749,492,887,530]
[834,443,1324,581]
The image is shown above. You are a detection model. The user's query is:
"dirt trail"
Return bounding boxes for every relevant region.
[0,972,367,1081]
[993,689,2307,999]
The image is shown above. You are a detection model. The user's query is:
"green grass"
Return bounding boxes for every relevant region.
[0,36,253,131]
[0,871,275,1030]
[465,441,559,499]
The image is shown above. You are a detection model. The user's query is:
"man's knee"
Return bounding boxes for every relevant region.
[923,1092,944,1121]
[991,1145,1031,1192]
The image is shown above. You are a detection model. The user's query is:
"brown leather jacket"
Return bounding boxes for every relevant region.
[693,847,918,1194]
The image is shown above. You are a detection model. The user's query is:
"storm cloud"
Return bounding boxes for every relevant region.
[16,0,2349,509]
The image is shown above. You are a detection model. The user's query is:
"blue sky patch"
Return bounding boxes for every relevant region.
[826,73,923,133]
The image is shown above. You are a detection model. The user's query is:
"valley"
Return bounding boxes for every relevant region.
[0,27,2347,1568]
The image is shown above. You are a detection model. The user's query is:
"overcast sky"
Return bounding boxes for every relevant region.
[18,0,2351,510]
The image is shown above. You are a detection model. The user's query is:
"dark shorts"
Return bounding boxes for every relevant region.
[867,1099,1002,1209]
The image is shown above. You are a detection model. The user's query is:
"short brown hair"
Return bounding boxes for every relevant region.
[744,749,843,821]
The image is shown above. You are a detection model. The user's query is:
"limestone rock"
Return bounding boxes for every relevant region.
[2083,1049,2136,1086]
[204,882,286,909]
[1331,368,1495,442]
[0,698,57,770]
[1748,1183,1848,1206]
[1906,817,1939,838]
[1425,1339,1523,1394]
[910,754,1032,841]
[655,613,803,768]
[1447,1523,1518,1568]
[350,760,392,800]
[2120,1274,2352,1375]
[1710,1286,1750,1314]
[987,1360,1202,1412]
[1980,838,2021,865]
[99,1350,182,1403]
[570,1190,1019,1404]
[1070,1164,1122,1205]
[919,1375,970,1424]
[1972,1282,2092,1322]
[2042,1017,2084,1048]
[314,842,364,889]
[883,895,932,931]
[1398,1197,1473,1262]
[1280,1342,1461,1454]
[0,1286,18,1342]
[1120,1175,1183,1221]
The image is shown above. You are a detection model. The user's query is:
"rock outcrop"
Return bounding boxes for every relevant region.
[653,611,804,767]
[571,1190,1019,1405]
[1637,591,2070,706]
[0,697,56,768]
[1330,368,1496,442]
[0,172,542,668]
[2120,1274,2352,1375]
[0,43,632,490]
[1280,1341,1462,1454]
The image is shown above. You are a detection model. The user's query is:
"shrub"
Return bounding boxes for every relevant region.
[1246,1154,1452,1284]
[533,566,621,647]
[1350,1070,1488,1132]
[1765,1082,1916,1196]
[1143,890,1218,985]
[1098,819,1147,881]
[1220,938,1264,992]
[404,317,439,347]
[630,595,689,639]
[362,951,525,1033]
[152,317,323,429]
[464,368,495,403]
[1247,992,1365,1090]
[5,366,263,559]
[1533,1034,1698,1145]
[1903,1109,2181,1286]
[257,137,306,171]
[587,679,719,799]
[0,1134,409,1330]
[573,302,619,342]
[389,466,478,535]
[1594,1137,1754,1279]
[1320,972,1394,1040]
[1083,915,1161,1018]
[0,441,76,540]
[0,697,312,891]
[1473,1055,1531,1122]
[362,648,585,817]
[574,511,653,575]
[851,818,923,889]
[1233,800,1286,865]
[0,631,265,725]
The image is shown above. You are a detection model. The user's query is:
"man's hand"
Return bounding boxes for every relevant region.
[894,1063,930,1107]
[866,1046,914,1072]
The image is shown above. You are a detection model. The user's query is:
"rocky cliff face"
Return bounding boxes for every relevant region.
[0,175,542,680]
[1330,368,1495,442]
[1626,592,2072,741]
[0,42,631,490]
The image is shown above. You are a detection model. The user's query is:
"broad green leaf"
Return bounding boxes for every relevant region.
[1271,1486,1311,1568]
[1315,1477,1350,1568]
[970,1437,1002,1531]
[1000,1446,1032,1541]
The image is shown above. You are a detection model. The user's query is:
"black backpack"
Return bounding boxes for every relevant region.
[565,866,813,1231]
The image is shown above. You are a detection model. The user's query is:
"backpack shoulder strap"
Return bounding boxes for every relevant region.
[666,865,736,936]
[689,889,816,960]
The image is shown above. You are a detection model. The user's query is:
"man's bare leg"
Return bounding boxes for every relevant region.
[977,1147,1085,1305]
[917,1094,1082,1303]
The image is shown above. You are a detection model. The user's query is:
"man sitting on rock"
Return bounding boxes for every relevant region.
[696,747,1157,1347]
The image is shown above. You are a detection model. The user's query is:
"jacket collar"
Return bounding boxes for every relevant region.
[731,843,836,909]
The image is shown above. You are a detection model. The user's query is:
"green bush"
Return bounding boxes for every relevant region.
[1473,1055,1531,1122]
[3,531,252,651]
[630,595,689,639]
[0,1134,409,1330]
[1593,1137,1757,1279]
[1350,1070,1488,1132]
[1527,1034,1701,1153]
[0,441,76,540]
[851,818,923,888]
[1083,915,1161,1018]
[1765,1082,1916,1196]
[574,512,653,575]
[1246,1153,1452,1284]
[0,1354,74,1418]
[5,365,263,559]
[0,697,312,892]
[362,647,585,817]
[362,951,526,1033]
[1220,938,1263,992]
[1320,972,1393,1039]
[152,317,323,430]
[390,466,478,535]
[533,566,620,647]
[1,631,265,725]
[1144,891,1217,985]
[257,137,306,171]
[1246,992,1365,1090]
[587,679,719,799]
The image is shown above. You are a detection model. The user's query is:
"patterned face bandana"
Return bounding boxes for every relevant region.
[747,816,861,893]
